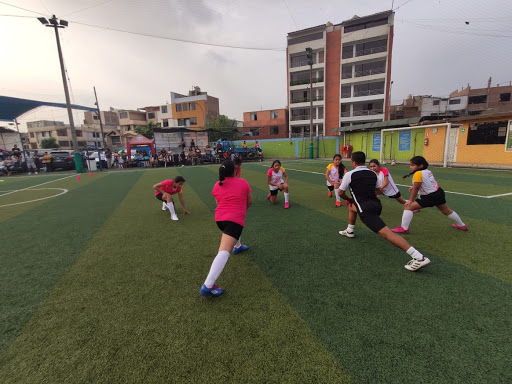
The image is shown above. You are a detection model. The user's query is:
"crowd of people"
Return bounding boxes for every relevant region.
[0,145,55,176]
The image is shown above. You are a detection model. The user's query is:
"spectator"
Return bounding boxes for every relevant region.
[99,150,107,169]
[254,141,260,148]
[42,152,52,172]
[33,150,41,172]
[113,151,119,168]
[106,148,112,168]
[11,144,21,158]
[190,139,196,150]
[26,151,37,175]
[121,150,127,168]
[242,140,247,149]
[180,140,186,151]
[0,158,7,176]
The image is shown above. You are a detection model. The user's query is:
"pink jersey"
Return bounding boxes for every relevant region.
[155,179,182,196]
[212,177,251,226]
[377,167,399,196]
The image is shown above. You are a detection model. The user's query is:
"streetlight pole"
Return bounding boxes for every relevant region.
[93,86,106,148]
[306,47,314,159]
[38,15,82,172]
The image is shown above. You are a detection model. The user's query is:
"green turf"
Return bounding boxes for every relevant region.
[0,162,511,383]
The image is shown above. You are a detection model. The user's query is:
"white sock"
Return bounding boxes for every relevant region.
[284,192,289,203]
[447,211,465,226]
[347,224,355,232]
[335,188,341,202]
[401,210,414,230]
[167,202,176,216]
[406,246,424,261]
[234,237,241,249]
[204,250,230,287]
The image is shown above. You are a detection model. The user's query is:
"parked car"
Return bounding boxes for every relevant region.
[50,151,75,171]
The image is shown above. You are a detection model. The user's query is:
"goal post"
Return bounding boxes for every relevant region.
[379,123,452,167]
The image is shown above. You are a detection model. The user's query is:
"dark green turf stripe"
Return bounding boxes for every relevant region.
[0,171,142,357]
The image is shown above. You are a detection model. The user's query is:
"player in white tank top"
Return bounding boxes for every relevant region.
[369,159,406,205]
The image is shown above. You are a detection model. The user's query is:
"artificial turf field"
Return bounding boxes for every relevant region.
[1,160,511,383]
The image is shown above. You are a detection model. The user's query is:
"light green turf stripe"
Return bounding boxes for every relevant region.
[0,169,352,383]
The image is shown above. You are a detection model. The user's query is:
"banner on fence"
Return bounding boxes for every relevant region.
[399,130,411,152]
[372,133,381,152]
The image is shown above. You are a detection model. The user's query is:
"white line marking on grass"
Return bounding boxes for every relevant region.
[258,164,511,199]
[0,188,68,208]
[0,174,75,198]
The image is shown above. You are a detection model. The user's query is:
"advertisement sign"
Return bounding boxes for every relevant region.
[506,121,512,152]
[372,133,381,152]
[398,130,411,152]
[154,131,181,150]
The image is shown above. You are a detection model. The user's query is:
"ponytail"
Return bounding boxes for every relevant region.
[403,156,429,179]
[219,160,235,186]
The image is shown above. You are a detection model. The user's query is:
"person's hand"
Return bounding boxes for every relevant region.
[281,183,288,189]
[408,187,413,192]
[404,201,412,209]
[184,209,191,214]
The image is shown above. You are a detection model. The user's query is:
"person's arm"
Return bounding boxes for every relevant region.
[267,174,275,186]
[246,192,253,208]
[178,192,190,214]
[325,168,334,184]
[405,182,421,208]
[153,182,167,195]
[381,175,390,190]
[339,189,354,204]
[282,171,289,188]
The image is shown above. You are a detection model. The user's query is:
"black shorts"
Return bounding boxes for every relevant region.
[416,188,446,208]
[357,200,386,233]
[270,189,280,196]
[388,191,402,199]
[155,193,173,202]
[216,221,244,240]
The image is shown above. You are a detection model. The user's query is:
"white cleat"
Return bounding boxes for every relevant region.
[171,214,179,221]
[405,257,431,271]
[339,230,355,238]
[162,203,167,211]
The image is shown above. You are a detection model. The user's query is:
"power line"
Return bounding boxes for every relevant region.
[393,0,415,11]
[282,0,299,30]
[62,0,115,18]
[0,1,46,16]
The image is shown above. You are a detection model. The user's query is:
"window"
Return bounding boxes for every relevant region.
[119,112,128,119]
[500,93,511,102]
[250,113,258,121]
[355,39,387,57]
[341,85,351,98]
[30,132,34,138]
[449,99,461,105]
[176,104,182,112]
[433,100,440,106]
[250,128,259,136]
[318,51,324,63]
[178,119,185,126]
[190,117,197,125]
[288,32,323,46]
[163,120,169,127]
[342,45,353,59]
[161,105,168,114]
[340,104,350,117]
[291,54,309,68]
[341,65,352,79]
[344,17,388,33]
[182,103,188,112]
[148,112,155,119]
[468,95,487,104]
[270,126,279,135]
[76,130,82,137]
[111,136,121,145]
[467,121,508,145]
[78,141,87,147]
[354,60,386,77]
[93,115,99,120]
[58,141,70,147]
[189,102,196,110]
[271,111,278,119]
[353,81,384,97]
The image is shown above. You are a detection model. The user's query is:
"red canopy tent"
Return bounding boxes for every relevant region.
[126,134,156,158]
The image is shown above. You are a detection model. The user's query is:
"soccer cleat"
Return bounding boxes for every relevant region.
[35,172,38,174]
[284,202,290,209]
[162,203,167,211]
[199,284,224,297]
[451,224,468,231]
[412,209,420,213]
[339,230,355,238]
[336,201,341,207]
[328,191,332,197]
[170,214,179,221]
[405,257,431,271]
[267,193,271,200]
[28,172,32,175]
[232,244,249,255]
[391,226,409,234]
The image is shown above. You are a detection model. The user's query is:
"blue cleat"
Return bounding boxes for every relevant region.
[232,244,249,255]
[199,284,224,297]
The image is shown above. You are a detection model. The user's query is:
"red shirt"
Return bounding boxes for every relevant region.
[212,177,251,226]
[155,180,182,196]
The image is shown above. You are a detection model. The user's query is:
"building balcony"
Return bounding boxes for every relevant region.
[354,89,385,97]
[290,77,324,86]
[290,96,324,104]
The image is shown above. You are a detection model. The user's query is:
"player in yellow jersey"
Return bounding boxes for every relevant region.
[267,160,290,208]
[325,154,348,207]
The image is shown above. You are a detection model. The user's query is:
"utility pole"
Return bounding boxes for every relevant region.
[38,15,82,172]
[306,47,314,159]
[94,86,106,148]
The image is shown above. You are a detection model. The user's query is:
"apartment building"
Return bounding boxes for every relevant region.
[242,108,289,139]
[287,10,394,137]
[83,110,121,147]
[390,94,467,120]
[171,86,219,129]
[26,120,102,149]
[116,109,147,146]
[450,80,512,116]
[158,103,176,128]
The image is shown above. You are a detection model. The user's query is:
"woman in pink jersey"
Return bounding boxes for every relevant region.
[200,160,253,297]
[153,176,190,221]
[391,156,467,234]
[369,159,406,204]
[267,160,290,208]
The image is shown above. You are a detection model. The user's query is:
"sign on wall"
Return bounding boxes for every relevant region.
[506,121,512,152]
[372,132,381,152]
[398,130,411,152]
[154,132,181,150]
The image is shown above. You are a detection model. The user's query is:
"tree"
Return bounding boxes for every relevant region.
[206,115,239,142]
[134,121,157,139]
[40,137,59,149]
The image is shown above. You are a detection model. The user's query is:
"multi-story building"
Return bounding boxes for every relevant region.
[450,79,512,116]
[116,109,147,146]
[83,110,120,148]
[287,10,394,137]
[26,120,98,149]
[157,103,175,128]
[242,108,289,139]
[171,86,219,129]
[142,106,160,125]
[390,94,468,120]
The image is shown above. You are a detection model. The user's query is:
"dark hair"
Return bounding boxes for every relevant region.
[369,159,380,167]
[234,157,242,165]
[174,176,186,183]
[271,160,281,167]
[219,160,235,185]
[351,151,366,165]
[333,154,342,160]
[403,156,429,178]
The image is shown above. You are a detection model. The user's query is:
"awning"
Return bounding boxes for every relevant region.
[330,117,423,133]
[0,95,96,121]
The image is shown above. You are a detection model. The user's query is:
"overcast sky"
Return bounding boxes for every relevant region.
[1,0,511,131]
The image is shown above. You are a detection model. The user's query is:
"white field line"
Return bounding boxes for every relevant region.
[0,174,75,198]
[257,164,510,199]
[0,188,68,208]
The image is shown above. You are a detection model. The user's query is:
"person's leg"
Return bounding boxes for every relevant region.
[436,203,467,229]
[233,235,249,254]
[283,186,289,207]
[203,233,238,288]
[165,195,178,220]
[377,226,430,271]
[339,203,357,237]
[392,201,422,232]
[396,196,406,204]
[327,184,334,197]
